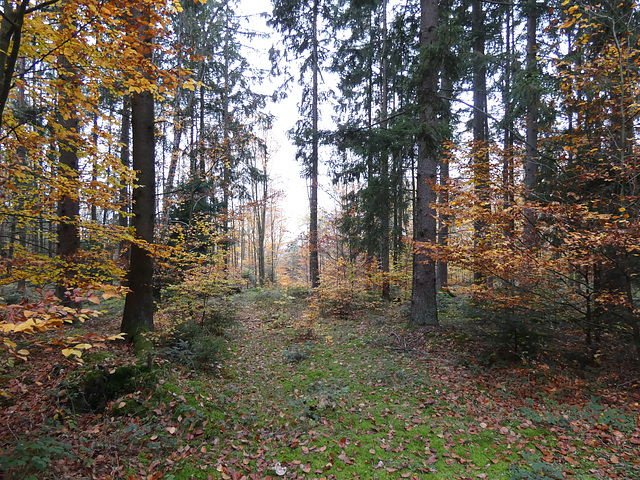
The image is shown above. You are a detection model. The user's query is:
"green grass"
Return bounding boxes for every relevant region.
[3,288,638,479]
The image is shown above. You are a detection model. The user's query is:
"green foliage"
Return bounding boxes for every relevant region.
[156,319,226,369]
[282,343,313,364]
[519,396,635,434]
[0,437,74,479]
[61,364,156,414]
[285,285,310,299]
[509,452,564,480]
[289,379,350,421]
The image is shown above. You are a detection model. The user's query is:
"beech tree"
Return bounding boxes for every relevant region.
[121,3,156,341]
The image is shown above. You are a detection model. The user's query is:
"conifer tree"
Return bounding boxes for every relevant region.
[270,0,333,288]
[411,0,440,326]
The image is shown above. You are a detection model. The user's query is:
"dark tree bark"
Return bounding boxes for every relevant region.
[436,74,453,292]
[121,7,156,341]
[118,95,131,266]
[472,0,489,285]
[309,0,320,289]
[380,0,390,300]
[501,4,515,238]
[523,0,538,243]
[55,44,79,304]
[410,0,439,326]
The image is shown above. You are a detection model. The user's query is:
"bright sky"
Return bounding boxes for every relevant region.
[238,0,333,242]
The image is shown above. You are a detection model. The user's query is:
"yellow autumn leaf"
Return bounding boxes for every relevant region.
[74,343,92,350]
[62,348,82,358]
[17,349,29,356]
[23,310,37,318]
[14,319,37,333]
[0,324,16,333]
[3,338,17,348]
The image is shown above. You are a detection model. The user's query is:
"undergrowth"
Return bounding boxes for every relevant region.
[1,288,639,479]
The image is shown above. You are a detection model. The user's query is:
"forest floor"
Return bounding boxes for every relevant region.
[2,288,640,479]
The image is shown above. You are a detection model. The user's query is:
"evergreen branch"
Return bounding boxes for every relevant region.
[439,94,554,169]
[338,109,408,135]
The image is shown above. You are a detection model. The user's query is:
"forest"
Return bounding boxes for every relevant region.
[1,0,640,478]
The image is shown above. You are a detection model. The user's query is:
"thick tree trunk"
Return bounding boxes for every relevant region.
[121,8,156,341]
[410,0,439,326]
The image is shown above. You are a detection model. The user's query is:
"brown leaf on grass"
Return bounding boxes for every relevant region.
[338,451,353,465]
[564,455,579,466]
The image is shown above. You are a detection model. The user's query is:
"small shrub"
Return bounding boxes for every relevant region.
[157,319,225,369]
[62,364,156,414]
[0,437,74,479]
[286,285,310,299]
[316,258,381,319]
[509,452,564,479]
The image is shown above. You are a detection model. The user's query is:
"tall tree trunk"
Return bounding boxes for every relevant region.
[380,0,390,300]
[523,0,538,243]
[0,0,27,128]
[118,95,131,267]
[309,0,320,288]
[472,0,489,285]
[56,49,80,303]
[410,0,439,326]
[163,89,184,220]
[436,74,453,291]
[121,6,156,341]
[257,171,267,286]
[222,13,232,264]
[502,5,515,238]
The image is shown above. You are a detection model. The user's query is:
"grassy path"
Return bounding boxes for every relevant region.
[2,290,639,479]
[155,291,640,479]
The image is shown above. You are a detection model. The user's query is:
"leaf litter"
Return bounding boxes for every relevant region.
[1,292,639,479]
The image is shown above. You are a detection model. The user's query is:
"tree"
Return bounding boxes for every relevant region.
[522,0,540,243]
[471,0,490,285]
[121,4,157,341]
[55,6,80,304]
[270,0,332,289]
[410,0,439,326]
